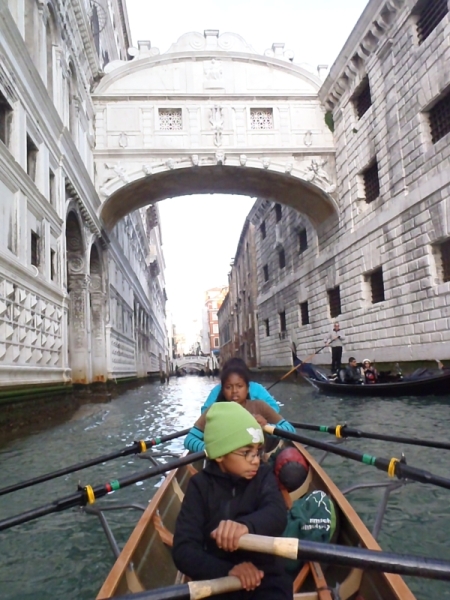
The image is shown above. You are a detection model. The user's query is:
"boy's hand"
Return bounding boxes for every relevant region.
[228,562,264,590]
[211,520,249,551]
[253,414,267,426]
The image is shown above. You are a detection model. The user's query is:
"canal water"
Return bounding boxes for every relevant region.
[0,376,450,600]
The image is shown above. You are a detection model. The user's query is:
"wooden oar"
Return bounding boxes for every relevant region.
[99,575,242,600]
[0,428,190,498]
[289,421,450,451]
[264,425,450,491]
[0,451,205,532]
[267,345,327,391]
[237,533,450,581]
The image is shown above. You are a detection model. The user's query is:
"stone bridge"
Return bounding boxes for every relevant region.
[173,355,210,371]
[92,31,337,230]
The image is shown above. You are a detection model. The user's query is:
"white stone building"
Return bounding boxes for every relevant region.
[0,0,167,393]
[250,0,450,368]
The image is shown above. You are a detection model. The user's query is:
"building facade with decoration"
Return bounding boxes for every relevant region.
[0,0,168,395]
[202,286,228,355]
[246,0,450,369]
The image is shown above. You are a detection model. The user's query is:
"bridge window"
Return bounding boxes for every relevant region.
[158,108,183,130]
[433,238,450,283]
[250,108,273,130]
[298,228,308,254]
[278,248,285,269]
[328,286,341,318]
[414,0,448,44]
[352,77,372,119]
[362,160,380,203]
[260,220,266,240]
[300,301,309,326]
[366,267,385,304]
[264,318,270,336]
[263,264,269,282]
[428,90,450,143]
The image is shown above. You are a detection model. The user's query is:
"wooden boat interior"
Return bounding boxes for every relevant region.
[96,444,416,600]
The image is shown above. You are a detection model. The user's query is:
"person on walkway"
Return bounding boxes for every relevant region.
[342,357,364,384]
[201,357,280,414]
[173,403,292,599]
[362,359,378,384]
[325,322,345,374]
[185,363,295,453]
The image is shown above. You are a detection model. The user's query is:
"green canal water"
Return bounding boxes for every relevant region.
[0,376,449,599]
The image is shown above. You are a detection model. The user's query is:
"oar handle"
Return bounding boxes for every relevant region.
[238,534,450,582]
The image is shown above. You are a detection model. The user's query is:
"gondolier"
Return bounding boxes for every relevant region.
[325,322,345,374]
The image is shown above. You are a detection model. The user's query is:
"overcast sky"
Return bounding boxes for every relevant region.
[125,0,369,334]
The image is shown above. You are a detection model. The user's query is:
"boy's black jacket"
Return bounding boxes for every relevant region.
[172,461,288,580]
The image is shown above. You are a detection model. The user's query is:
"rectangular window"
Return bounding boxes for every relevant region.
[279,310,286,332]
[353,77,372,119]
[367,267,385,303]
[250,108,274,130]
[299,228,308,253]
[214,337,219,347]
[428,91,450,144]
[328,286,341,318]
[363,160,380,203]
[31,231,39,267]
[260,220,266,240]
[27,135,38,181]
[158,108,183,130]
[263,264,269,282]
[300,301,309,325]
[264,318,270,337]
[49,169,56,206]
[278,248,285,269]
[275,203,282,222]
[415,0,448,44]
[433,238,450,283]
[50,248,56,281]
[0,92,12,147]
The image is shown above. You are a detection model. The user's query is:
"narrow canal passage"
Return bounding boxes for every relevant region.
[0,377,450,600]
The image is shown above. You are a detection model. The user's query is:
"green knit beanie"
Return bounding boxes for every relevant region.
[204,402,264,459]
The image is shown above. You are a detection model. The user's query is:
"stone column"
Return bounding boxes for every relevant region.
[90,288,107,383]
[68,273,92,384]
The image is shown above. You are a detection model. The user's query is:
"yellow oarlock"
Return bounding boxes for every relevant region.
[388,457,399,478]
[139,440,147,453]
[335,424,343,438]
[84,484,96,504]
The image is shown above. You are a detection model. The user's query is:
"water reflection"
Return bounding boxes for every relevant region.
[0,376,449,599]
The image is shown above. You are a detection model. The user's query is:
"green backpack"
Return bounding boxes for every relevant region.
[282,490,336,572]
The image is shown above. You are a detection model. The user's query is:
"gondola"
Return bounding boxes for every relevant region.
[96,443,415,600]
[301,365,450,397]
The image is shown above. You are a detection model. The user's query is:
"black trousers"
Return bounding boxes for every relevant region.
[213,573,292,600]
[331,346,343,373]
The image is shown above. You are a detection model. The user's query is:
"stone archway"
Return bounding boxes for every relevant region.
[65,211,90,384]
[89,243,107,382]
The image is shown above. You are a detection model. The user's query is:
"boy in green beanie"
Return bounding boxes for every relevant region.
[173,403,291,599]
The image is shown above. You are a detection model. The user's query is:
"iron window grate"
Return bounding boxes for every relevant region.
[363,161,380,203]
[353,77,372,119]
[441,238,450,282]
[300,301,309,325]
[417,0,448,44]
[299,228,308,253]
[429,91,450,143]
[369,267,385,303]
[328,287,341,318]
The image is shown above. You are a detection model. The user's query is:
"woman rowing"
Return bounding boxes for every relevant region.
[184,363,295,453]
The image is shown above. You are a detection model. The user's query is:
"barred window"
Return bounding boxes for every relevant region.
[300,301,309,326]
[363,161,380,203]
[299,228,308,253]
[415,0,448,44]
[328,287,341,318]
[433,238,450,283]
[367,267,385,304]
[279,311,286,332]
[158,108,183,130]
[275,203,282,222]
[353,77,372,119]
[429,91,450,143]
[263,264,269,282]
[278,248,285,269]
[260,220,266,240]
[250,108,274,130]
[264,318,270,337]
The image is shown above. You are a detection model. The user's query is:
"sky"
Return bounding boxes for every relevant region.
[125,0,370,333]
